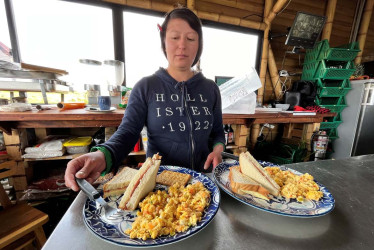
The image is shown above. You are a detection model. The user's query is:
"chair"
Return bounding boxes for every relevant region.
[0,155,49,249]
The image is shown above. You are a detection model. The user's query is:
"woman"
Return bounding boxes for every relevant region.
[65,7,225,192]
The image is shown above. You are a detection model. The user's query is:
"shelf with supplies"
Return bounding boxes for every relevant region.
[23,153,85,162]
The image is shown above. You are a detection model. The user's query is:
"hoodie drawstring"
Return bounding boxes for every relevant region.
[174,81,186,116]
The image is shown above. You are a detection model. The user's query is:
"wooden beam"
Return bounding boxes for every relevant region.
[257,0,274,105]
[268,45,283,101]
[266,0,289,24]
[355,0,374,64]
[321,0,337,41]
[107,0,267,30]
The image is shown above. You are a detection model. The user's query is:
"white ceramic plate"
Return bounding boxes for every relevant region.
[214,160,335,217]
[85,107,116,113]
[82,165,220,247]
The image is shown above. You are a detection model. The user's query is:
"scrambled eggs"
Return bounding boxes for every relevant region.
[264,166,323,202]
[125,182,210,240]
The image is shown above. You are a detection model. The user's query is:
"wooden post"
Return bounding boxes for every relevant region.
[250,124,261,149]
[258,0,274,105]
[321,0,337,41]
[266,0,289,23]
[355,0,374,64]
[268,45,284,100]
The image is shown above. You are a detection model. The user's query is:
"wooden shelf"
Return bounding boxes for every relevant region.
[24,153,84,162]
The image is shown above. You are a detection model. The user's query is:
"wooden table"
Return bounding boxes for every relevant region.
[0,108,335,135]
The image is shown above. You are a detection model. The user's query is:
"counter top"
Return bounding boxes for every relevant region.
[43,154,374,250]
[0,108,335,134]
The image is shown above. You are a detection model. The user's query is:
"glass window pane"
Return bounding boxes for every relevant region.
[123,11,259,87]
[123,11,166,88]
[12,0,114,89]
[0,1,12,62]
[200,27,259,80]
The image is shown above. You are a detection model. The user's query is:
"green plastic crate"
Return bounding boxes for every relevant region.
[301,61,320,80]
[316,79,351,97]
[324,128,339,140]
[304,41,326,63]
[314,60,355,80]
[320,113,342,129]
[254,142,306,165]
[317,40,360,61]
[316,96,347,113]
[304,40,360,63]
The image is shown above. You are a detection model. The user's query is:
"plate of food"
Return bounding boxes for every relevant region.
[81,154,220,247]
[214,151,335,217]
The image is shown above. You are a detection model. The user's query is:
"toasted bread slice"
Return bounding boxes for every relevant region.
[119,154,161,211]
[156,170,191,186]
[229,166,270,201]
[102,167,138,198]
[239,151,280,196]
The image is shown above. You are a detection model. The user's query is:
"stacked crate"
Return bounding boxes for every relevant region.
[301,40,360,157]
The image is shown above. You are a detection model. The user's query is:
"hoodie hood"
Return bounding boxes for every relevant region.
[154,67,205,86]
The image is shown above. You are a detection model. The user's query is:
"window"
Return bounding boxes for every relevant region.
[0,0,12,62]
[12,0,114,90]
[123,11,260,88]
[123,11,166,87]
[200,26,259,81]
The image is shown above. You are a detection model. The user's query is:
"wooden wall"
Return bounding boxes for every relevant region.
[104,0,374,102]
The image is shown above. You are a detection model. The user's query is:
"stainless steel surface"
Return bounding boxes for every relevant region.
[331,80,366,159]
[43,155,374,249]
[353,81,374,156]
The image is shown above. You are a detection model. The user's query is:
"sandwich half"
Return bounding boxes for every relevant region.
[119,153,161,210]
[103,167,138,198]
[239,151,280,197]
[229,166,270,201]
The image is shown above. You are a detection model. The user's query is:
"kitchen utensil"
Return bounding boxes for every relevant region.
[75,177,118,220]
[221,151,239,161]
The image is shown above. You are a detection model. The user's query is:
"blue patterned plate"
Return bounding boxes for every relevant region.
[213,160,335,217]
[82,165,220,247]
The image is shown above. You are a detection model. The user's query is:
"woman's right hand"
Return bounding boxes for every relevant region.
[64,151,106,192]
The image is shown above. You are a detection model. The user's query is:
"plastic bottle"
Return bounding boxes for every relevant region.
[228,124,234,144]
[224,124,228,145]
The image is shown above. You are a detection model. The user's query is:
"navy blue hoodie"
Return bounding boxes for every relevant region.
[101,68,225,172]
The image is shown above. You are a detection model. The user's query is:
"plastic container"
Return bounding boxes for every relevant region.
[63,137,92,154]
[324,128,339,140]
[314,60,355,80]
[317,40,360,62]
[315,96,347,113]
[320,113,342,129]
[316,79,351,97]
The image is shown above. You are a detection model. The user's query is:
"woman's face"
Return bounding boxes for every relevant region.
[165,18,199,71]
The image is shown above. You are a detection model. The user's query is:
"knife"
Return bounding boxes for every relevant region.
[75,177,118,219]
[221,151,239,161]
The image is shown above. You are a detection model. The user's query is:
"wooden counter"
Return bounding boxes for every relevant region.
[0,108,335,135]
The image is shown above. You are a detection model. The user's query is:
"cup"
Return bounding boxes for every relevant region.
[98,96,111,110]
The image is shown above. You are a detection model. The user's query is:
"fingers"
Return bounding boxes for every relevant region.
[204,154,213,170]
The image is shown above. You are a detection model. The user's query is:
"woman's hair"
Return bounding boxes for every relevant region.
[160,7,203,67]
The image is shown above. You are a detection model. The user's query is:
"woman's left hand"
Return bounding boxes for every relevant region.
[204,144,224,171]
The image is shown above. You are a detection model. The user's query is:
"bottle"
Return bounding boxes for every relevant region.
[224,124,228,146]
[228,124,234,144]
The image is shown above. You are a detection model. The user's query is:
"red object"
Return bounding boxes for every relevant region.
[133,138,141,152]
[157,24,163,32]
[294,105,331,114]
